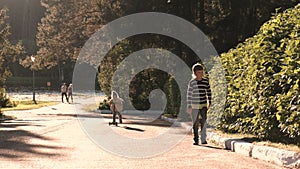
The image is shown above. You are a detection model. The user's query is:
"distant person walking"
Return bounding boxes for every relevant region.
[109,91,124,124]
[186,63,212,145]
[61,83,68,103]
[67,83,73,103]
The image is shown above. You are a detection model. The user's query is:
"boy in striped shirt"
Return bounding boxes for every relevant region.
[186,64,212,145]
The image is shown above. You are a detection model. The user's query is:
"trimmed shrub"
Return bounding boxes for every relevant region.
[0,88,16,108]
[219,4,300,142]
[98,99,110,110]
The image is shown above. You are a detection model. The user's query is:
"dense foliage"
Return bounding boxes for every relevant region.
[2,1,299,134]
[219,4,300,142]
[20,0,102,85]
[14,0,298,89]
[95,0,299,114]
[0,7,24,107]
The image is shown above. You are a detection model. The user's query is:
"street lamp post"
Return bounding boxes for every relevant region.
[31,56,36,103]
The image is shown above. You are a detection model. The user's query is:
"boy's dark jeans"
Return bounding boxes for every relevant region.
[61,92,68,102]
[112,111,122,123]
[191,108,207,144]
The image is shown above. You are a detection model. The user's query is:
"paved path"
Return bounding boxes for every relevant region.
[0,96,281,169]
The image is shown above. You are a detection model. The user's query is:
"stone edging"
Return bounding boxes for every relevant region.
[161,116,300,169]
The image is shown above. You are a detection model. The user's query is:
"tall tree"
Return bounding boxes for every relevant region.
[0,7,24,106]
[21,0,101,84]
[29,0,299,71]
[26,0,299,94]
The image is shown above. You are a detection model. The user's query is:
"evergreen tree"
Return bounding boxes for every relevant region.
[27,0,299,116]
[21,0,101,84]
[0,7,24,107]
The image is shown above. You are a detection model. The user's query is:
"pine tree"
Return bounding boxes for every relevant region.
[0,7,24,107]
[20,0,101,84]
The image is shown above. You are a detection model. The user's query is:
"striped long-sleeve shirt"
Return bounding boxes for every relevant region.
[187,78,212,109]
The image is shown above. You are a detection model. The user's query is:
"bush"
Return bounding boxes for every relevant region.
[163,76,180,117]
[218,4,300,142]
[98,99,110,110]
[0,88,16,108]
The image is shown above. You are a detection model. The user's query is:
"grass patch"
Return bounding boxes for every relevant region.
[1,100,59,111]
[212,129,300,153]
[163,113,177,118]
[82,103,99,112]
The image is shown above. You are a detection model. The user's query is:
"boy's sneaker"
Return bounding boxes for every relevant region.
[201,141,208,144]
[193,142,199,145]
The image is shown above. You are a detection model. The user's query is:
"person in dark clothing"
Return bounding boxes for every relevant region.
[61,83,68,103]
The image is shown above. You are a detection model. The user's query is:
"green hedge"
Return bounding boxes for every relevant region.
[0,88,16,108]
[98,99,110,110]
[219,4,300,142]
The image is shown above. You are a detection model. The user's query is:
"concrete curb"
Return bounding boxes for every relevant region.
[161,116,300,169]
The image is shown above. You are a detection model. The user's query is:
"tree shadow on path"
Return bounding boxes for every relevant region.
[0,120,65,159]
[100,114,173,127]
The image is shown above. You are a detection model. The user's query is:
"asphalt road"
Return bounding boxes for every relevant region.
[0,96,281,169]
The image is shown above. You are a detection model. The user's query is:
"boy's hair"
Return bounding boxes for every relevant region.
[192,64,203,74]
